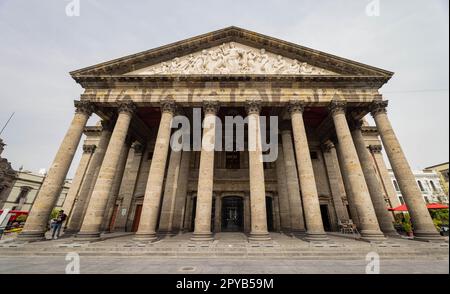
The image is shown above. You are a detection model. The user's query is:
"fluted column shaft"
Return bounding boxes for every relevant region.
[77,102,135,240]
[246,101,271,242]
[329,101,385,241]
[281,129,306,234]
[351,123,398,236]
[19,101,93,241]
[191,101,219,241]
[371,101,442,241]
[134,101,176,242]
[65,123,112,234]
[275,145,292,231]
[288,101,328,241]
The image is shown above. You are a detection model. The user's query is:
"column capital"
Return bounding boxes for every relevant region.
[118,101,136,115]
[287,100,305,115]
[74,101,95,116]
[245,100,261,115]
[370,100,389,117]
[369,144,383,154]
[328,100,347,116]
[82,144,96,154]
[161,99,177,114]
[203,100,220,114]
[321,140,335,153]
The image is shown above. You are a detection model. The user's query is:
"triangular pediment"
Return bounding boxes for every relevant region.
[71,26,393,80]
[125,42,337,76]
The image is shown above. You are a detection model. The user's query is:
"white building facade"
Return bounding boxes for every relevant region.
[389,169,449,206]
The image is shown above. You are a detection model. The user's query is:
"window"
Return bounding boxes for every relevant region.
[430,181,437,192]
[398,196,405,205]
[15,187,31,204]
[226,152,240,169]
[417,181,425,192]
[393,180,400,192]
[310,151,318,160]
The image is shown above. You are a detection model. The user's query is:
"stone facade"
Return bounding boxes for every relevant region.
[0,139,16,209]
[17,27,444,243]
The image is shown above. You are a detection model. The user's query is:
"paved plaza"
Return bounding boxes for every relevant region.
[0,232,448,274]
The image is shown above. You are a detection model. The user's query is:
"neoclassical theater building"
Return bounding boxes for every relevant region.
[18,27,443,243]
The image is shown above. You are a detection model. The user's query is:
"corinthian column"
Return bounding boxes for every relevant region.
[246,100,271,242]
[191,101,220,242]
[280,128,306,235]
[18,101,94,241]
[329,101,385,242]
[288,101,328,241]
[76,102,135,241]
[371,101,442,241]
[351,120,398,236]
[134,100,177,242]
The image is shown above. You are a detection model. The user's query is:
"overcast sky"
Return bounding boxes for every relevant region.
[0,0,448,178]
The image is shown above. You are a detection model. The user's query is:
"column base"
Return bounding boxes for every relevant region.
[248,232,272,242]
[190,232,214,242]
[75,231,102,242]
[16,231,46,242]
[133,232,158,242]
[413,230,446,242]
[360,230,387,242]
[304,231,329,242]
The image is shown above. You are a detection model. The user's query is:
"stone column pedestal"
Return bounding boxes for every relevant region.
[18,101,94,242]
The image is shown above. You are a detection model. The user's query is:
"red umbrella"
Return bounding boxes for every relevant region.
[388,203,449,211]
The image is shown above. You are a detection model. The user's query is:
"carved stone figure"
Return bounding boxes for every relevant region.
[128,42,336,75]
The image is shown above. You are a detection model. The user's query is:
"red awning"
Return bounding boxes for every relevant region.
[388,203,449,211]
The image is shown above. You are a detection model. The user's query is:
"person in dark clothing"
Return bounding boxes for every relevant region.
[52,210,67,240]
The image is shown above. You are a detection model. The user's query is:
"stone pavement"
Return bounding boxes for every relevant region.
[0,256,448,274]
[0,232,448,260]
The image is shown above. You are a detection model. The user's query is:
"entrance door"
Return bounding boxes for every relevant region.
[266,197,274,232]
[132,204,143,232]
[320,204,331,232]
[221,197,244,232]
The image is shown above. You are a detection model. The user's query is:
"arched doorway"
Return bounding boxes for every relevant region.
[221,196,244,232]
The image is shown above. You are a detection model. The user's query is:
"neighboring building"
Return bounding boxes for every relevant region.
[424,162,449,196]
[1,170,71,211]
[18,27,444,243]
[0,138,17,208]
[389,169,449,205]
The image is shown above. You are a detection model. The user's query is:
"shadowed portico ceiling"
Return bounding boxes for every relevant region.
[70,26,393,85]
